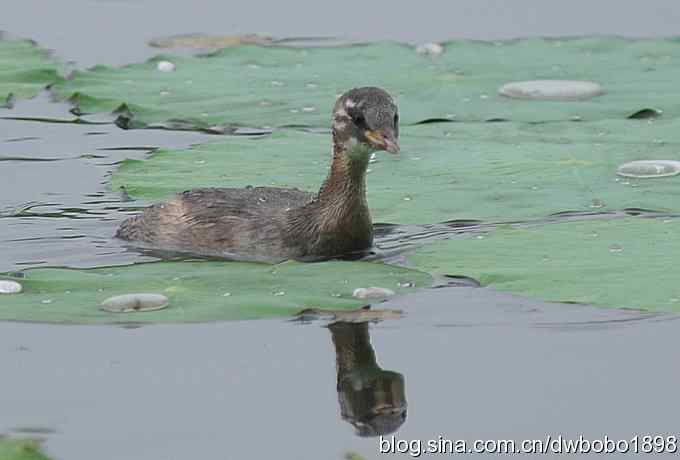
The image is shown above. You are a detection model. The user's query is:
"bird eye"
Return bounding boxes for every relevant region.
[353,114,366,126]
[394,113,399,126]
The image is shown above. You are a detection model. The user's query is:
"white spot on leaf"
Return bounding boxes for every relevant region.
[353,287,396,299]
[416,43,444,56]
[156,60,176,72]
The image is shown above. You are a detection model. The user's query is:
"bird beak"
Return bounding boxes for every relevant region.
[364,130,400,155]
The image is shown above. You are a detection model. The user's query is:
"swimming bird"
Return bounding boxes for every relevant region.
[116,87,399,262]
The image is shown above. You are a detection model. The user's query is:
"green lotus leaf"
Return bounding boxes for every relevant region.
[0,38,61,105]
[52,38,680,129]
[0,260,430,323]
[408,217,680,311]
[111,121,680,224]
[0,439,51,460]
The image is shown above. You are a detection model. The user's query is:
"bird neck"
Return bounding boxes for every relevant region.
[317,138,370,204]
[285,135,373,259]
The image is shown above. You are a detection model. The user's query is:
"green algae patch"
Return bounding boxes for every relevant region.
[0,38,61,106]
[408,218,680,311]
[111,121,680,224]
[0,439,51,460]
[51,38,680,129]
[0,260,430,323]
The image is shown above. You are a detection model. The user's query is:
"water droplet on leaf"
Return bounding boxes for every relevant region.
[0,280,22,294]
[156,61,176,72]
[352,287,395,299]
[590,198,605,209]
[498,80,603,101]
[616,160,680,178]
[609,244,624,253]
[101,293,169,313]
[415,42,444,56]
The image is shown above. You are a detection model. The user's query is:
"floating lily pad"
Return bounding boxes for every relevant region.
[407,218,680,311]
[0,438,51,460]
[111,120,680,224]
[0,37,61,106]
[0,260,429,323]
[51,38,680,129]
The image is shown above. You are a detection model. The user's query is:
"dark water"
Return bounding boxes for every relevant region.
[3,2,680,459]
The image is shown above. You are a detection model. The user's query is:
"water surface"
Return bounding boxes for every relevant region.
[1,287,678,459]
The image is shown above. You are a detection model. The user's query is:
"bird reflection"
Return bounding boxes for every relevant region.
[328,321,407,437]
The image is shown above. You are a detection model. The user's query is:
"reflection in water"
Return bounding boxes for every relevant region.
[328,321,407,437]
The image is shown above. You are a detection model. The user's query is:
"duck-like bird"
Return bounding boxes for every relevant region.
[116,87,400,262]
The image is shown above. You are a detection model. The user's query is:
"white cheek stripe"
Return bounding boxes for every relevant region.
[345,99,357,108]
